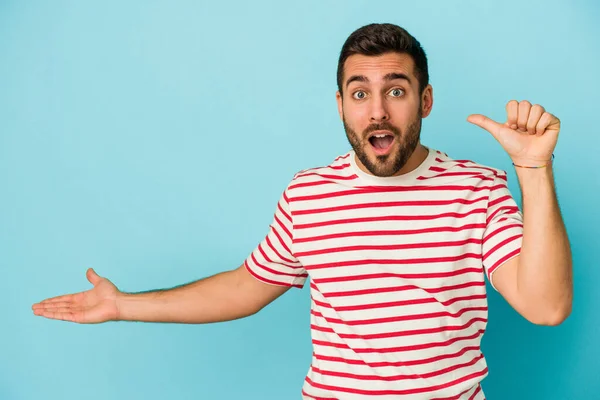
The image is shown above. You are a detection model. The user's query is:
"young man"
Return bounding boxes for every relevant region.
[32,23,572,399]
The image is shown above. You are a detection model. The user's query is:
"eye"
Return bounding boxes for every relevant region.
[388,88,404,97]
[352,90,367,100]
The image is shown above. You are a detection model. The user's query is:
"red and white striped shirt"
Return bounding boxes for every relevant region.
[245,146,523,400]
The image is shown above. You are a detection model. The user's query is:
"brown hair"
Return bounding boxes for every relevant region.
[337,23,429,95]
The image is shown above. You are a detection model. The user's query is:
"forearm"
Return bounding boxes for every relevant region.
[516,165,573,320]
[116,268,257,324]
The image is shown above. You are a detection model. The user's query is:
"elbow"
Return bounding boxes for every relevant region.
[534,310,570,326]
[528,300,572,326]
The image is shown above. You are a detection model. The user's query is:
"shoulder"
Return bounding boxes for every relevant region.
[292,152,354,178]
[288,151,357,186]
[429,149,508,182]
[277,151,358,202]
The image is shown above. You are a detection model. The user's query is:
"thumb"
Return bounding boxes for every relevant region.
[86,268,102,286]
[467,114,503,139]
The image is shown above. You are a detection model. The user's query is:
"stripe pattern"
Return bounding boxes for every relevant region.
[245,147,522,399]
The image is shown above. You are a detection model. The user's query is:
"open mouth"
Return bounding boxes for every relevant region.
[368,132,395,155]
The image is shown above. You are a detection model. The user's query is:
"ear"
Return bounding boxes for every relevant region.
[420,84,433,118]
[336,90,343,121]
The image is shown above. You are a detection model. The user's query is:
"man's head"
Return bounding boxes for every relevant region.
[336,23,433,177]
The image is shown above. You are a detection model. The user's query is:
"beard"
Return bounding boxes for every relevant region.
[343,109,423,177]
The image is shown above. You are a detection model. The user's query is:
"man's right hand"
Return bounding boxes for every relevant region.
[32,268,120,324]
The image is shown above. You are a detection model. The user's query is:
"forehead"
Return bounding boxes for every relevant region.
[343,52,416,84]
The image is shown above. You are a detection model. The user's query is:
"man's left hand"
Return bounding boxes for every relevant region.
[467,100,560,166]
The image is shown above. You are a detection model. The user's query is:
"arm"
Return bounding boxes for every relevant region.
[492,165,572,325]
[467,99,573,326]
[117,264,290,323]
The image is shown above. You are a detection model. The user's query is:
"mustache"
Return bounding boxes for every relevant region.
[363,122,401,137]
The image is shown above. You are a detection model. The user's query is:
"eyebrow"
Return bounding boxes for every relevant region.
[345,72,412,89]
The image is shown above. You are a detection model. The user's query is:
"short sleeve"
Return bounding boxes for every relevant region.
[482,171,524,290]
[244,188,308,288]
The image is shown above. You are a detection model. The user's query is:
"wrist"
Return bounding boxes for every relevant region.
[514,161,555,192]
[114,291,126,321]
[115,291,146,322]
[511,154,554,169]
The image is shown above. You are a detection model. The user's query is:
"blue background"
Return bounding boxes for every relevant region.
[2,1,599,399]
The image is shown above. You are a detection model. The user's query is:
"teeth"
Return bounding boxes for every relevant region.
[374,134,388,138]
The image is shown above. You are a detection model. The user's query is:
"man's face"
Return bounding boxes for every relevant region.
[336,52,432,177]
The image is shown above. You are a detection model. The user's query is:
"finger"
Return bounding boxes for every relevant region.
[34,306,81,314]
[505,100,518,129]
[36,294,75,305]
[527,104,545,135]
[535,112,557,135]
[467,114,503,139]
[517,100,532,132]
[35,309,78,322]
[32,301,73,310]
[36,291,84,305]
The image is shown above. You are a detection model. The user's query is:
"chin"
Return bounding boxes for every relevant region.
[365,152,405,177]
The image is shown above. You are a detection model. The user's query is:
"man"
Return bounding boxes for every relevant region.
[32,23,572,399]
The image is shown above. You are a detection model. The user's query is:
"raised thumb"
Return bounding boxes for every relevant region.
[86,268,101,286]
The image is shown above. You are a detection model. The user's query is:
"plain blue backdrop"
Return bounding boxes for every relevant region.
[2,1,599,399]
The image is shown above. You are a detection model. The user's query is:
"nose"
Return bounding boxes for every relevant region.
[369,95,389,122]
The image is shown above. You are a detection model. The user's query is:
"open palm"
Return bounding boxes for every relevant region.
[32,268,120,323]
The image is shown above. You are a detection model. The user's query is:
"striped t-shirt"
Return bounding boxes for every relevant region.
[245,146,523,400]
